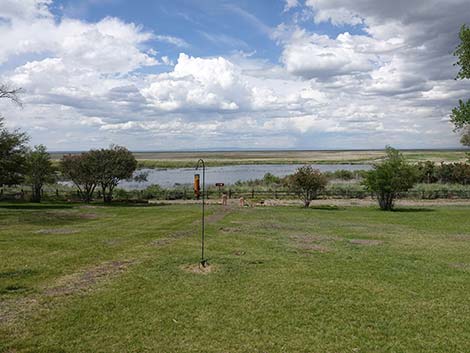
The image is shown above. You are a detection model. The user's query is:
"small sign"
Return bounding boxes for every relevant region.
[215,183,224,187]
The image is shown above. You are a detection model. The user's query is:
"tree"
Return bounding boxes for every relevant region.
[0,117,28,186]
[451,25,470,145]
[454,24,470,80]
[288,165,328,208]
[25,145,56,202]
[91,146,137,203]
[0,83,27,186]
[60,153,100,202]
[363,147,417,211]
[0,83,23,107]
[451,100,470,146]
[416,161,438,184]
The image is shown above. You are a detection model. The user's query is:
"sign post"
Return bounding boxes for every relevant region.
[195,159,207,267]
[215,182,224,197]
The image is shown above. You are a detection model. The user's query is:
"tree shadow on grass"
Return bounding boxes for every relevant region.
[0,203,74,210]
[309,205,345,211]
[101,202,168,208]
[391,207,435,213]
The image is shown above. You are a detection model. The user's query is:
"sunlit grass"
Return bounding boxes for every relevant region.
[2,202,470,352]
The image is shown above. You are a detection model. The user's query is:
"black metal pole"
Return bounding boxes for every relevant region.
[196,159,206,267]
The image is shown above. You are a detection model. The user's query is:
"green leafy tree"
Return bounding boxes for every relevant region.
[416,161,438,184]
[91,146,138,203]
[363,147,417,211]
[262,172,281,185]
[288,165,328,208]
[451,24,470,145]
[60,153,100,202]
[25,145,56,202]
[0,83,27,186]
[0,117,28,186]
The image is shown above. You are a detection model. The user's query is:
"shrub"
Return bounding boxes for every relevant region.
[363,147,417,210]
[288,165,328,208]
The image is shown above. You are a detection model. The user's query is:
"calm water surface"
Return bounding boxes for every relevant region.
[120,164,371,190]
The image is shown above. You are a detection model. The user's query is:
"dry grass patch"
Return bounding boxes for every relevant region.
[45,260,136,296]
[34,228,78,235]
[77,213,99,219]
[180,263,216,275]
[349,239,383,246]
[219,226,242,234]
[290,234,335,253]
[450,263,470,271]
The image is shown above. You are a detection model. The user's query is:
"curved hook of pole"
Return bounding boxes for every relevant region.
[196,158,205,170]
[195,159,206,267]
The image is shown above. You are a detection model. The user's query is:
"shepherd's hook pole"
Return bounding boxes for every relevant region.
[196,159,206,267]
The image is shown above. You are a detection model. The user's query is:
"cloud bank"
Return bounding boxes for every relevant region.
[0,0,468,150]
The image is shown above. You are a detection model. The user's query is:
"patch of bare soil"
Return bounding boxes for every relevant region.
[151,238,173,247]
[77,213,99,219]
[103,238,123,246]
[34,228,78,235]
[45,260,136,296]
[0,297,39,325]
[290,234,333,253]
[349,239,383,246]
[150,228,196,247]
[219,226,241,234]
[205,208,232,224]
[34,228,78,234]
[450,234,470,241]
[450,263,470,271]
[180,263,216,275]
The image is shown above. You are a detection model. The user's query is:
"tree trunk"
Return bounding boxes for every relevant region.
[31,184,42,203]
[378,192,394,211]
[304,199,311,208]
[103,185,113,203]
[101,185,107,203]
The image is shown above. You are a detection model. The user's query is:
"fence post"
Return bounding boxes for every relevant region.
[251,189,255,198]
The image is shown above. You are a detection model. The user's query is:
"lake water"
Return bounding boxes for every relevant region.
[120,164,371,190]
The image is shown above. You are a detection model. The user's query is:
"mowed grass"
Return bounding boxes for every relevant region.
[1,203,470,352]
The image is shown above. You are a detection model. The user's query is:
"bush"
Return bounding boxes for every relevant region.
[288,166,328,208]
[363,147,417,210]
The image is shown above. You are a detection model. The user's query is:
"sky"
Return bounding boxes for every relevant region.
[0,0,469,151]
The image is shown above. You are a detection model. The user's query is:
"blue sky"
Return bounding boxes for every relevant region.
[0,0,469,150]
[52,0,366,71]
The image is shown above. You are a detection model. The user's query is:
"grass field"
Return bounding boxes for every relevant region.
[50,150,469,169]
[2,202,470,352]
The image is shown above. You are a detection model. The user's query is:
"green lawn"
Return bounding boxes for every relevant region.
[1,203,470,352]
